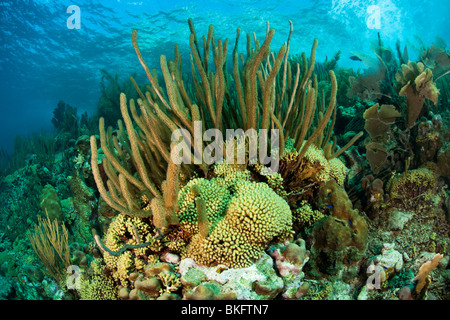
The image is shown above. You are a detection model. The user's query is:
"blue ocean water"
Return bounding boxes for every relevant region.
[0,0,449,154]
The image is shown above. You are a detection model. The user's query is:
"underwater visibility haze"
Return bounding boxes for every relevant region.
[0,0,449,301]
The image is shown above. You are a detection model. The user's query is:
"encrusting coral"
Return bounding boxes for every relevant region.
[309,179,368,276]
[39,184,64,222]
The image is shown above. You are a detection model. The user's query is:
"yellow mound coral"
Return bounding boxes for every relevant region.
[176,165,292,268]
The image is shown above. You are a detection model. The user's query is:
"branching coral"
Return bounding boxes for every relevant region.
[27,212,71,284]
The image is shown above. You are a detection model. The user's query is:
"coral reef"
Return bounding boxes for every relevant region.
[1,17,448,303]
[71,21,450,301]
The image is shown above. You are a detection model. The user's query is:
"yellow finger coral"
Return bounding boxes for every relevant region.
[294,200,324,229]
[101,214,163,284]
[78,259,118,300]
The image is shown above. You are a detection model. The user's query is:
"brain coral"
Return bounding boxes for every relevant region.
[179,166,292,268]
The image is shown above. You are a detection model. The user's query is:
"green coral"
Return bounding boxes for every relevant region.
[388,269,415,290]
[40,184,63,221]
[180,167,292,268]
[78,259,118,300]
[177,176,232,237]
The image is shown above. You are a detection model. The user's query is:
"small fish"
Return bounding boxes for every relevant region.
[324,205,333,209]
[216,267,227,273]
[348,219,353,227]
[349,55,362,61]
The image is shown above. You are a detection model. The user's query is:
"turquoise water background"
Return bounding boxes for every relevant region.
[0,0,449,153]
